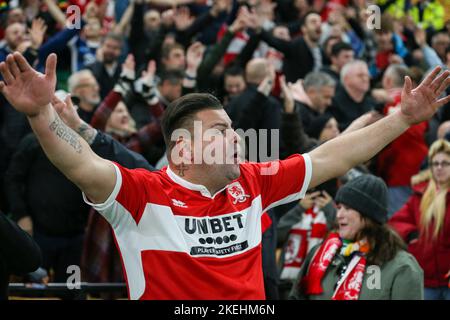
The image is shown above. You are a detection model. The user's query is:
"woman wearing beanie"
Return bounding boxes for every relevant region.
[289,174,424,300]
[389,139,450,300]
[305,114,340,143]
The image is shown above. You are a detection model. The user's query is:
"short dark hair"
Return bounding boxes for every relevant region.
[374,13,394,34]
[330,42,353,57]
[102,32,124,45]
[159,69,184,85]
[224,65,244,78]
[161,42,184,60]
[161,93,223,150]
[300,11,321,28]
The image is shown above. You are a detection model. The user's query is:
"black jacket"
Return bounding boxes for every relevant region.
[4,130,154,237]
[226,86,282,161]
[259,32,322,82]
[0,211,41,300]
[85,61,121,99]
[5,134,91,237]
[91,131,154,171]
[329,84,376,130]
[226,85,282,130]
[296,101,323,132]
[280,112,317,159]
[320,66,340,83]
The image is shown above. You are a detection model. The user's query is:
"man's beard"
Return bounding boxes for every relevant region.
[84,96,101,107]
[103,54,116,65]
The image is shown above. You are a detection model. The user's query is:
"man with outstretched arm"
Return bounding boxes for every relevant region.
[1,52,449,300]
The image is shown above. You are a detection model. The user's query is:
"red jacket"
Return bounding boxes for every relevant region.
[377,93,428,186]
[389,181,450,287]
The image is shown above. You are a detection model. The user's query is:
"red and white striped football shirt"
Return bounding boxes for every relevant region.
[83,154,312,300]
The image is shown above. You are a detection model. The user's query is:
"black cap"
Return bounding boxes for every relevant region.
[335,174,388,224]
[306,114,333,140]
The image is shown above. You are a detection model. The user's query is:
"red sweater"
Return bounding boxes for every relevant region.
[377,93,428,186]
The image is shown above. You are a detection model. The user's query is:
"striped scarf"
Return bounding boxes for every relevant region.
[280,206,328,280]
[302,233,369,300]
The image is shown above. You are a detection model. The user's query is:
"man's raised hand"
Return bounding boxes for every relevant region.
[400,66,450,125]
[51,93,82,130]
[0,52,57,117]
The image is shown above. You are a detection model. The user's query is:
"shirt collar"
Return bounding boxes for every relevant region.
[166,166,228,199]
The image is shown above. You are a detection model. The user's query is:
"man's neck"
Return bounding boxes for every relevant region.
[304,36,318,49]
[307,101,321,113]
[168,164,227,196]
[6,44,16,52]
[79,101,95,113]
[86,37,101,46]
[330,64,340,74]
[344,85,365,103]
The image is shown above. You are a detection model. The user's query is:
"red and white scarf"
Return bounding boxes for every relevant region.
[281,206,327,280]
[302,233,368,300]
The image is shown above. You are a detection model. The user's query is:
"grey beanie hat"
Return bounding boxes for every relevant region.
[335,174,388,224]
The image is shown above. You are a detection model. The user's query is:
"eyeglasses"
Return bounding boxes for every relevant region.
[431,161,450,168]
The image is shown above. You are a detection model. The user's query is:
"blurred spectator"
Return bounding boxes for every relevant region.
[321,35,341,65]
[0,210,41,300]
[369,14,411,81]
[431,32,450,62]
[290,174,424,300]
[413,27,446,69]
[256,11,324,82]
[4,132,90,297]
[197,6,265,101]
[277,190,336,299]
[85,32,123,99]
[408,0,445,32]
[226,58,282,161]
[375,64,429,216]
[89,55,165,158]
[305,114,341,143]
[222,65,246,105]
[67,18,102,72]
[156,69,184,107]
[295,71,336,132]
[68,69,101,122]
[329,60,375,130]
[160,42,186,72]
[379,0,445,32]
[437,120,450,139]
[321,41,354,82]
[390,139,450,300]
[0,22,26,56]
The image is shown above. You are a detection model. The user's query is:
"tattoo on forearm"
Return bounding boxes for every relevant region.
[77,122,97,145]
[49,116,83,153]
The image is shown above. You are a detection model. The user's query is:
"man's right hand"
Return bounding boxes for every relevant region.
[299,191,321,210]
[51,94,82,130]
[0,52,57,117]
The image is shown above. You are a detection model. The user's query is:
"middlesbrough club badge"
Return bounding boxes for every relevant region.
[227,182,250,204]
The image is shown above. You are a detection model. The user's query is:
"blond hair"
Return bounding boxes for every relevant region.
[419,139,450,239]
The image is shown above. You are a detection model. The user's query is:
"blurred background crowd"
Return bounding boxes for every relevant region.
[0,0,449,300]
